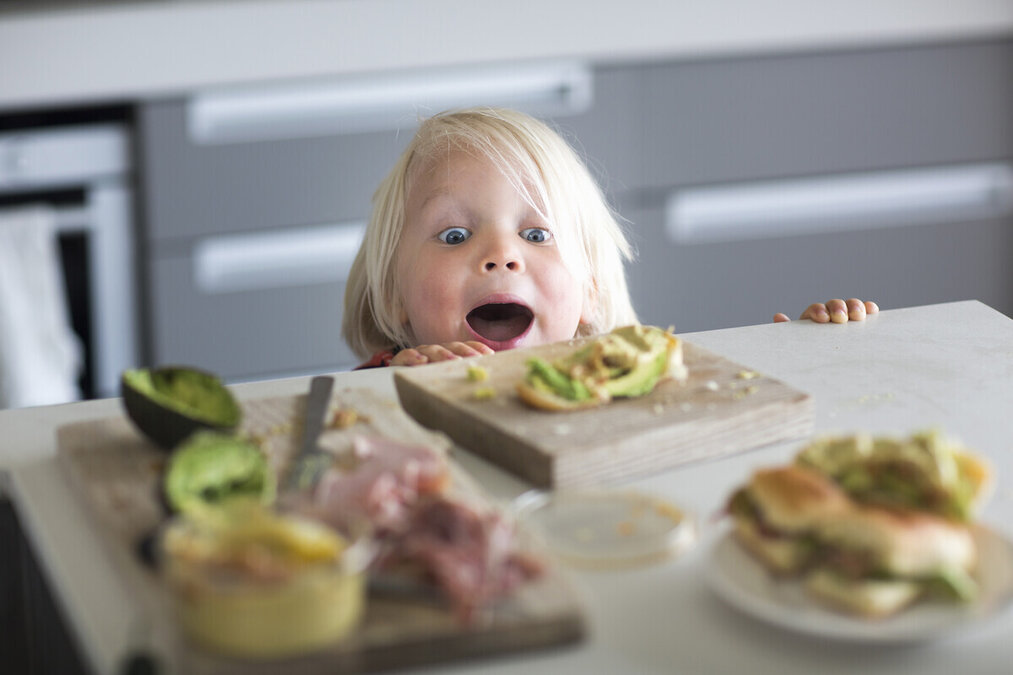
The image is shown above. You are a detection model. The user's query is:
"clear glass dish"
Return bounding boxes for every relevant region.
[513,489,696,569]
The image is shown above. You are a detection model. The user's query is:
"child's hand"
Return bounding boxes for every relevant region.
[390,341,495,366]
[773,298,879,324]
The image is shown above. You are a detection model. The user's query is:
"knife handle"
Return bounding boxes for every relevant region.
[284,375,335,492]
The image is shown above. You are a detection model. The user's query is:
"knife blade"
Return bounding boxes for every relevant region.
[284,375,335,493]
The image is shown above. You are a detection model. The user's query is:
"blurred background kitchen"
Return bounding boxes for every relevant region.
[2,0,1012,409]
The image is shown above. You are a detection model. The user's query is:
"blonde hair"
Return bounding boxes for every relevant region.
[342,107,637,360]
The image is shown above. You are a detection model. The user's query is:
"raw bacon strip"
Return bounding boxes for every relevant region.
[305,435,449,534]
[295,435,542,622]
[388,496,544,621]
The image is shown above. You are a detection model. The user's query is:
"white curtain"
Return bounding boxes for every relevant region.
[0,206,83,408]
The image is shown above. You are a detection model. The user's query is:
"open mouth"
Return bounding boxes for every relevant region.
[466,303,534,344]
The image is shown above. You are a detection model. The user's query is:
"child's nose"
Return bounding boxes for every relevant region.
[481,236,524,273]
[484,258,521,272]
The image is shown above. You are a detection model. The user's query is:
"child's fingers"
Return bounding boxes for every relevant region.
[390,348,428,366]
[463,341,495,355]
[825,299,849,323]
[794,299,879,325]
[444,341,492,358]
[418,345,460,362]
[391,342,494,366]
[800,303,830,323]
[845,298,867,321]
[773,312,791,323]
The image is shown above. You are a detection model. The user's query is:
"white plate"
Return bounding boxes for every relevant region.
[706,525,1013,643]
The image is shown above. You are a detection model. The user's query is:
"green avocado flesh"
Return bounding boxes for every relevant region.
[121,367,241,450]
[164,432,275,516]
[524,325,673,402]
[526,358,593,401]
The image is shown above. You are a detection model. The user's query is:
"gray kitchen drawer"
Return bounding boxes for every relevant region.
[137,65,642,247]
[149,255,359,381]
[554,64,645,195]
[138,100,404,244]
[639,40,1013,191]
[623,203,1013,333]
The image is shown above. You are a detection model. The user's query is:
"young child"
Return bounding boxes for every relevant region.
[343,107,874,368]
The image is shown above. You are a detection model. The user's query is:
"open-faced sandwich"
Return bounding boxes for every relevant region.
[794,429,993,521]
[725,452,983,618]
[517,324,687,411]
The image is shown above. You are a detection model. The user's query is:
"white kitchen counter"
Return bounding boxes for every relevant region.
[4,300,1013,674]
[2,0,1013,111]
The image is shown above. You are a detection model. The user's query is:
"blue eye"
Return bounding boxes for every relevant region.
[437,227,471,245]
[520,228,551,243]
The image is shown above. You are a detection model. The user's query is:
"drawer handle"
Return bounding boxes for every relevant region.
[666,163,1013,244]
[194,221,365,294]
[187,61,592,144]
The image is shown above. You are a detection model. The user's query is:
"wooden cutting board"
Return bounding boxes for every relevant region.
[56,389,585,674]
[395,338,813,489]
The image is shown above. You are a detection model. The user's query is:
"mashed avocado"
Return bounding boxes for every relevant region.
[522,325,683,406]
[795,429,983,520]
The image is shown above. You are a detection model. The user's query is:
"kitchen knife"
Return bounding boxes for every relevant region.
[284,374,335,493]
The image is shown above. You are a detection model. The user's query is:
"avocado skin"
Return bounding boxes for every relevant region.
[121,366,241,451]
[163,431,275,516]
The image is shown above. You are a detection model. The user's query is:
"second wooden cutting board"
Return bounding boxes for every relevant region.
[394,337,813,488]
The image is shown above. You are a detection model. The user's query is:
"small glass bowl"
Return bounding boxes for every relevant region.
[513,489,696,570]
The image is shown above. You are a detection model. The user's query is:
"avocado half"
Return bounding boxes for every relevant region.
[163,431,275,516]
[121,366,242,450]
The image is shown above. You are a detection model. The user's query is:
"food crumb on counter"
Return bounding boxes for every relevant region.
[330,408,364,429]
[473,386,496,401]
[736,370,760,380]
[466,365,489,382]
[704,380,720,392]
[617,521,636,537]
[553,423,573,435]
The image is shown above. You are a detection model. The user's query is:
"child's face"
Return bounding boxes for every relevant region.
[396,149,587,351]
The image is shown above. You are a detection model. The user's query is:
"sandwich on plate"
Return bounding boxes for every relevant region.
[725,465,851,574]
[725,463,980,617]
[805,503,978,617]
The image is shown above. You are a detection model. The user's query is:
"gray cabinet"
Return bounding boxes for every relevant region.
[639,40,1013,189]
[625,203,1013,331]
[137,101,405,378]
[623,39,1013,332]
